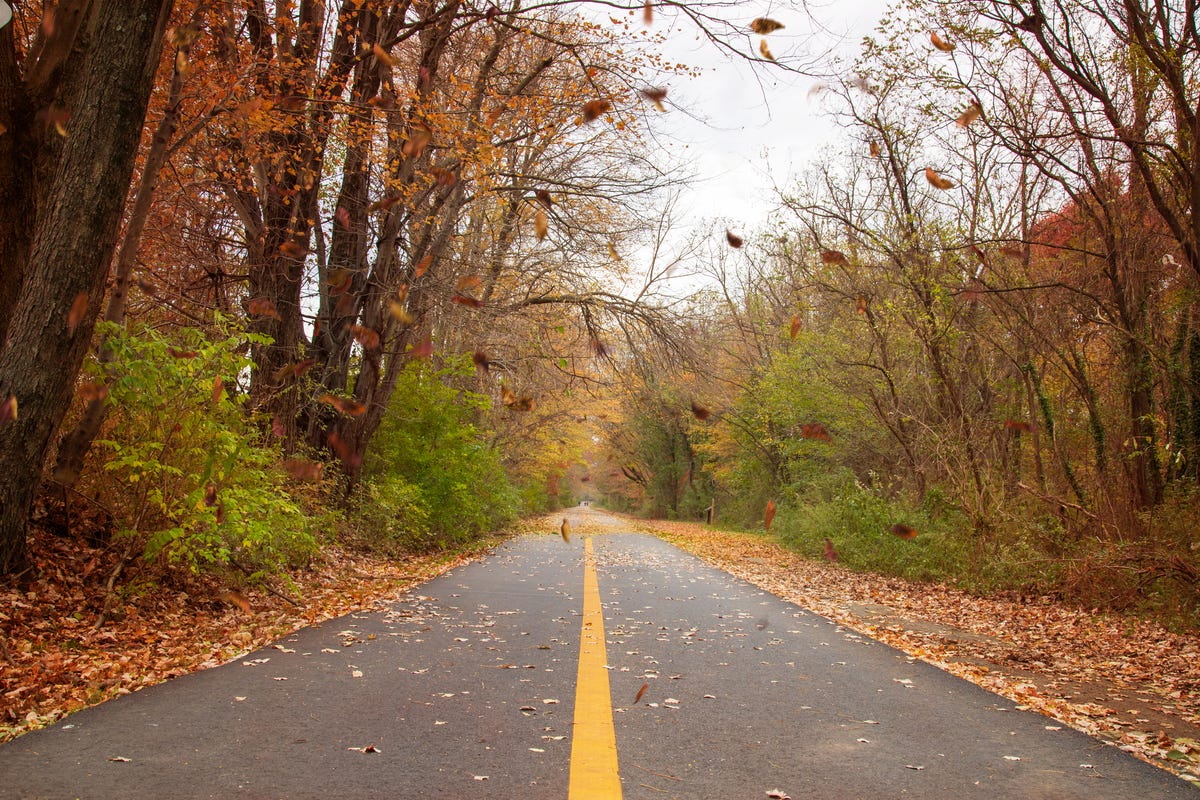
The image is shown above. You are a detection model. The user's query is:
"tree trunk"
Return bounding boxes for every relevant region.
[0,1,174,574]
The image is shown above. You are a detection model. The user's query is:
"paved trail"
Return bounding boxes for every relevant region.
[1,509,1194,798]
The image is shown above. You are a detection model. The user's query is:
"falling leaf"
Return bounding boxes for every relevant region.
[78,382,108,402]
[690,400,710,421]
[751,17,785,34]
[643,0,653,25]
[640,87,668,112]
[389,300,415,324]
[534,209,549,240]
[320,394,367,417]
[1004,419,1034,433]
[452,293,484,309]
[273,358,316,383]
[1016,13,1043,31]
[271,417,287,438]
[247,297,281,320]
[854,295,869,315]
[560,518,571,542]
[590,336,609,357]
[904,764,925,771]
[167,347,198,359]
[925,167,955,189]
[789,315,801,340]
[891,523,919,540]
[328,432,362,469]
[821,249,848,266]
[414,253,433,277]
[824,538,839,562]
[534,189,554,208]
[800,422,831,441]
[1,395,16,424]
[870,140,881,158]
[402,126,433,158]
[725,230,744,248]
[430,167,457,187]
[930,31,956,51]
[204,483,218,507]
[279,241,308,259]
[473,351,491,372]
[220,589,251,612]
[351,324,381,350]
[283,459,324,482]
[764,499,777,530]
[210,376,223,406]
[956,101,983,127]
[66,292,88,334]
[372,43,395,68]
[759,39,776,61]
[410,336,434,359]
[582,99,612,123]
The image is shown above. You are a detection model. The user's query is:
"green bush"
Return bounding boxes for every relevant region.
[94,321,319,576]
[360,358,518,549]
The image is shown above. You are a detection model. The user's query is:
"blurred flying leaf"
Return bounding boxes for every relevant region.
[690,400,710,421]
[930,31,955,51]
[956,101,983,127]
[725,230,743,248]
[582,99,612,123]
[640,87,667,111]
[891,523,919,540]
[750,17,785,34]
[759,39,775,61]
[925,167,954,189]
[67,292,88,334]
[824,538,839,562]
[764,499,776,530]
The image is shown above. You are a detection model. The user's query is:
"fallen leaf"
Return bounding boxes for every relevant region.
[766,790,791,800]
[560,518,571,543]
[347,744,380,753]
[634,683,649,703]
[108,756,131,763]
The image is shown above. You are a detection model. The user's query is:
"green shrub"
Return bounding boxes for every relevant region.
[94,321,319,576]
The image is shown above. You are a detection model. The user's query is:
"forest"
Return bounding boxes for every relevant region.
[1,0,1199,738]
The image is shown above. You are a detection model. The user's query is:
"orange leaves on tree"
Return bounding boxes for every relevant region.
[247,297,281,320]
[925,167,955,189]
[750,17,786,34]
[320,394,367,417]
[581,99,612,123]
[640,87,667,111]
[351,324,381,350]
[725,229,744,248]
[891,523,919,540]
[764,499,777,530]
[790,315,802,339]
[690,400,711,421]
[930,31,956,51]
[800,422,831,441]
[67,292,88,334]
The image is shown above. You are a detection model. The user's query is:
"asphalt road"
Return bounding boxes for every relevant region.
[1,509,1195,799]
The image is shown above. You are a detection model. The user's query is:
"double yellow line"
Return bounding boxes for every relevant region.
[568,537,623,798]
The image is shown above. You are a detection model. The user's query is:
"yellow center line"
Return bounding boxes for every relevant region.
[568,536,623,799]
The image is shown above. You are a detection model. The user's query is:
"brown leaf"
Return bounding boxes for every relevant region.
[590,336,609,357]
[925,167,955,190]
[78,382,108,402]
[764,500,777,531]
[535,189,554,208]
[211,376,224,406]
[869,140,881,158]
[789,315,802,340]
[473,350,491,372]
[824,538,839,562]
[855,295,868,315]
[956,101,983,127]
[204,483,218,507]
[430,167,458,187]
[279,241,308,259]
[1004,419,1034,433]
[634,683,649,704]
[891,523,919,540]
[414,254,433,277]
[561,518,571,542]
[372,43,395,68]
[247,297,281,320]
[534,209,549,240]
[690,400,711,421]
[725,230,744,248]
[410,336,434,359]
[273,358,316,383]
[930,31,956,51]
[402,126,432,158]
[821,249,848,266]
[750,17,785,34]
[271,416,287,438]
[643,0,653,25]
[334,207,351,228]
[800,422,831,442]
[452,293,484,309]
[67,292,88,334]
[456,274,482,292]
[167,347,198,359]
[283,459,324,482]
[328,432,362,469]
[351,324,381,350]
[320,394,367,416]
[220,589,251,613]
[639,87,668,112]
[582,99,612,123]
[0,394,16,424]
[759,39,776,61]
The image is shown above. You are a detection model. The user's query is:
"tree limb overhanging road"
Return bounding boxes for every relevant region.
[0,510,1193,799]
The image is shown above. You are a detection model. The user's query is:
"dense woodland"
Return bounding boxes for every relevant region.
[0,0,1198,628]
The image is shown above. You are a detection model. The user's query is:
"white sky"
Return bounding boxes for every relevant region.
[622,0,890,248]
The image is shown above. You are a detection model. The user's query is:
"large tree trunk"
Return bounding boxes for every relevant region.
[0,2,174,574]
